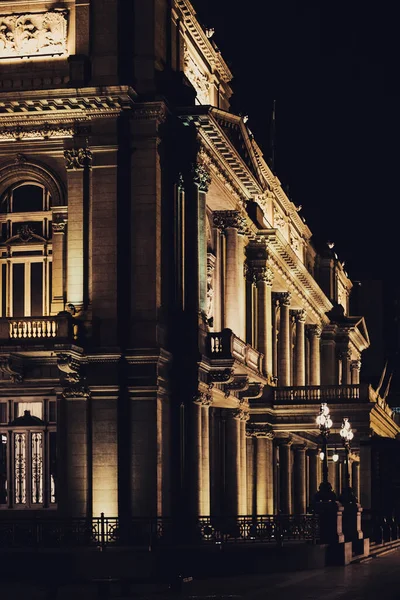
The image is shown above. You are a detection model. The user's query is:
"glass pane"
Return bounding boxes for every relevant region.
[0,433,7,504]
[12,185,44,213]
[14,433,26,504]
[30,262,43,317]
[31,432,43,504]
[50,432,57,504]
[17,402,43,420]
[0,403,6,424]
[12,263,24,317]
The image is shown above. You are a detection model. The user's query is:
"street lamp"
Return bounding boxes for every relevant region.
[339,417,357,503]
[314,402,337,502]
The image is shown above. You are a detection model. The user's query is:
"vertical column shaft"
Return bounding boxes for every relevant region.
[192,401,203,516]
[257,275,273,377]
[201,403,210,515]
[50,220,66,314]
[294,311,306,386]
[352,460,360,500]
[308,450,320,502]
[279,439,292,513]
[293,446,307,514]
[321,338,336,385]
[226,412,241,515]
[308,325,322,386]
[351,360,361,385]
[246,435,255,515]
[278,293,291,386]
[239,417,247,514]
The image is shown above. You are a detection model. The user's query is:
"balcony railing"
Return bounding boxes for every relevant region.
[274,384,361,403]
[0,513,319,549]
[207,329,263,373]
[0,315,78,344]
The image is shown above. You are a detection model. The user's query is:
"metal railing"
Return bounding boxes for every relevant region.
[274,385,361,403]
[0,513,319,549]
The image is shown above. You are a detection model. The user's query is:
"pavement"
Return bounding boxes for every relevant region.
[1,546,400,600]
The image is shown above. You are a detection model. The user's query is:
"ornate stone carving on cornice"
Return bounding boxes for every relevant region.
[213,210,247,233]
[223,375,249,398]
[132,103,168,124]
[183,43,211,105]
[64,148,92,170]
[247,423,274,439]
[207,368,234,385]
[57,353,81,384]
[306,323,322,339]
[192,163,211,192]
[62,385,91,400]
[198,147,243,204]
[273,291,291,307]
[0,358,23,383]
[0,124,74,143]
[0,11,68,60]
[239,382,264,399]
[273,207,286,230]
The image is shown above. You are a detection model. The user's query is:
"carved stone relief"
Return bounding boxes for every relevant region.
[183,44,211,105]
[0,11,68,59]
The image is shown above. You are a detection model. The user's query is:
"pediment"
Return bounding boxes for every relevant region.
[211,110,264,186]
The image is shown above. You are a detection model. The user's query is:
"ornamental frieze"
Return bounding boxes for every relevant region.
[0,11,68,59]
[0,124,73,142]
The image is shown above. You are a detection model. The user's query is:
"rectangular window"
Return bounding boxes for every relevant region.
[12,263,24,317]
[50,432,57,504]
[16,402,43,420]
[30,262,43,317]
[49,401,56,423]
[0,403,6,424]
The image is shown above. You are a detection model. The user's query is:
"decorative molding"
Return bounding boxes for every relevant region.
[62,385,90,400]
[239,382,264,400]
[223,375,249,398]
[0,11,68,60]
[57,353,81,384]
[0,123,73,142]
[132,103,168,124]
[183,43,211,105]
[247,424,274,439]
[0,358,23,383]
[207,368,234,384]
[198,146,243,204]
[206,253,216,322]
[64,148,92,170]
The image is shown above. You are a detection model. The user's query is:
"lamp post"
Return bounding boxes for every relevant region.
[314,402,337,502]
[339,417,357,503]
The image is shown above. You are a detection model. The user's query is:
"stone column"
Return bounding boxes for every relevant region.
[64,147,92,310]
[225,410,241,516]
[201,399,212,516]
[214,211,246,340]
[352,460,360,501]
[293,444,307,514]
[340,349,352,385]
[192,399,203,516]
[321,331,336,385]
[276,292,291,386]
[239,412,248,514]
[246,433,255,514]
[308,449,320,507]
[278,437,293,513]
[351,360,361,385]
[206,253,216,328]
[307,324,322,386]
[50,214,67,315]
[293,310,306,386]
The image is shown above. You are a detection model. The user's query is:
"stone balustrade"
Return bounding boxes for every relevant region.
[208,329,263,373]
[0,315,77,343]
[274,384,361,403]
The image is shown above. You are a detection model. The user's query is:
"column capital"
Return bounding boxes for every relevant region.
[244,262,274,286]
[52,221,67,234]
[64,147,92,170]
[292,442,308,452]
[306,323,322,338]
[233,408,250,421]
[337,347,352,361]
[273,291,291,307]
[246,423,274,439]
[213,210,247,233]
[275,434,293,447]
[351,359,362,372]
[192,162,211,192]
[193,390,213,406]
[291,308,306,323]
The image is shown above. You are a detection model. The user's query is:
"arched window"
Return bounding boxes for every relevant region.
[0,182,52,318]
[0,399,57,508]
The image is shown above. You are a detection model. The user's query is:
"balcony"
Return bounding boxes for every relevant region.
[273,384,361,404]
[0,315,78,345]
[207,329,263,373]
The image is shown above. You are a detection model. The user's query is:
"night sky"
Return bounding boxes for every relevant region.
[197,1,400,394]
[196,1,398,281]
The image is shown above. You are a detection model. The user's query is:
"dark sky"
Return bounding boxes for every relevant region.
[196,1,399,282]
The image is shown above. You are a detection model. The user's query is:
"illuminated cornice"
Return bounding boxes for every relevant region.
[174,0,232,84]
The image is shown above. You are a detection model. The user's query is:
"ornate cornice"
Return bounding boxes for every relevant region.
[64,148,92,170]
[0,123,74,142]
[198,146,243,204]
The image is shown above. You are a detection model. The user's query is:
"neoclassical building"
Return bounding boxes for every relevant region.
[0,0,397,531]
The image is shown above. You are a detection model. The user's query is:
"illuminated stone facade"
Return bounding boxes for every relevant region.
[0,0,397,528]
